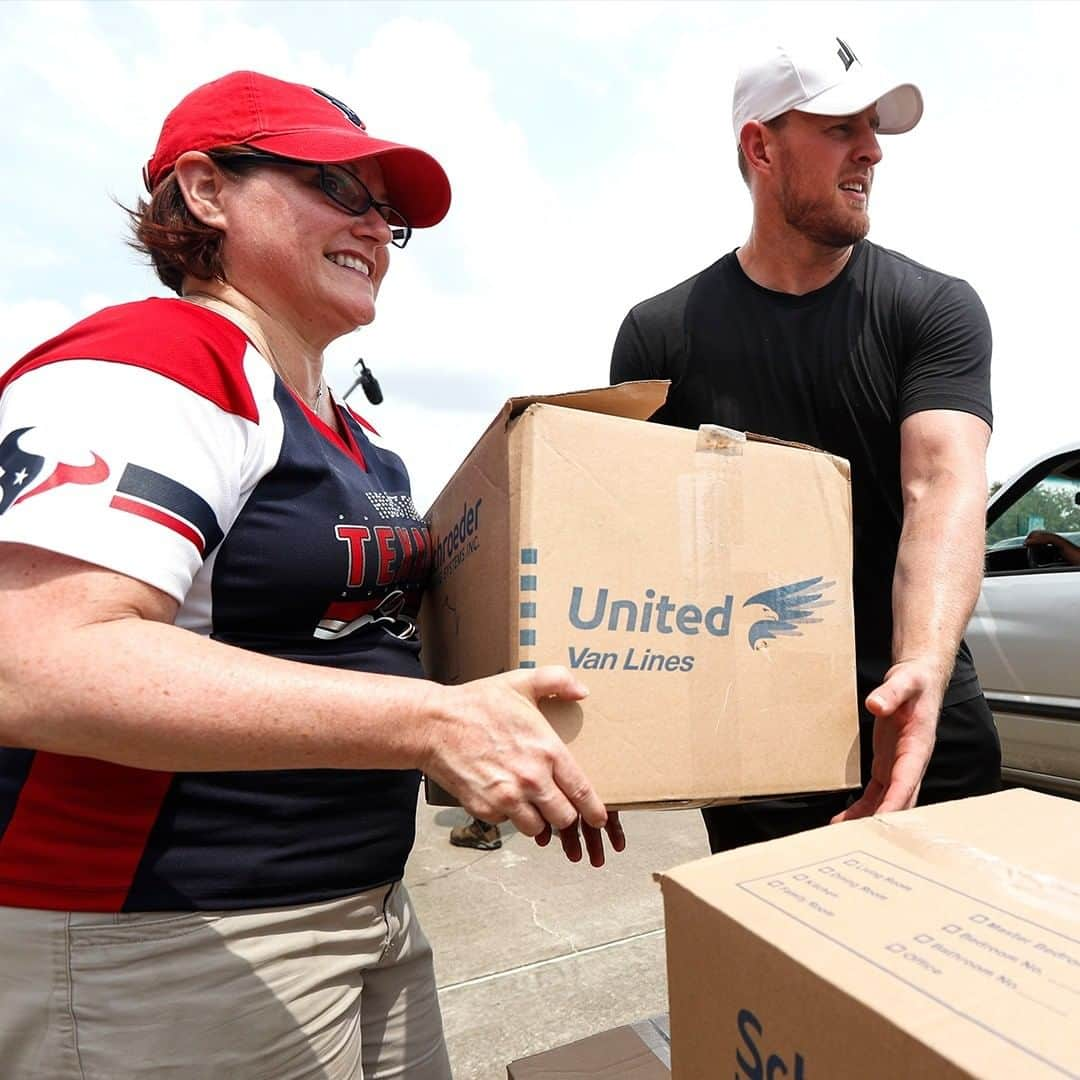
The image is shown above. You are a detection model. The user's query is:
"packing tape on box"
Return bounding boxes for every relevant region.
[876,815,1080,919]
[695,424,746,454]
[631,1014,672,1068]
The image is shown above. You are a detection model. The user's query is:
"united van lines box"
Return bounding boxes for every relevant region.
[420,381,860,808]
[658,789,1080,1080]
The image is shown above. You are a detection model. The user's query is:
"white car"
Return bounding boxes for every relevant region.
[966,442,1080,797]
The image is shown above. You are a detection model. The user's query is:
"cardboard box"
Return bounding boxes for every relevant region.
[658,789,1080,1079]
[507,1015,671,1078]
[421,382,859,808]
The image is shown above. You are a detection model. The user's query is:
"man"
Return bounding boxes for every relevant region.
[611,36,1001,852]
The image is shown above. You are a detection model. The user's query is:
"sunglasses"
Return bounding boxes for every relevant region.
[210,150,412,249]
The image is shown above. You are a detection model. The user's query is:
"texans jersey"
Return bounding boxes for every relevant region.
[0,299,432,911]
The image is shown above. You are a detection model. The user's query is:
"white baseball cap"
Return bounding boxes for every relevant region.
[732,36,923,142]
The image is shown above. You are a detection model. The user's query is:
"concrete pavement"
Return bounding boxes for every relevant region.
[404,802,710,1079]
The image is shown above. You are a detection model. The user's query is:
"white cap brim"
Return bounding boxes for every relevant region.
[791,70,923,134]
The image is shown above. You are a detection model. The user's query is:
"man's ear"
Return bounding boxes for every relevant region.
[739,120,773,179]
[173,151,230,231]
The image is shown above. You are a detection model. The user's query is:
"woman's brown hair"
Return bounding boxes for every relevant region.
[125,146,255,295]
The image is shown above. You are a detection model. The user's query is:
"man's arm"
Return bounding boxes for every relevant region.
[610,308,657,385]
[834,409,991,820]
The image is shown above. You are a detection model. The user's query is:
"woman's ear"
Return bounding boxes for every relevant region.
[173,151,229,231]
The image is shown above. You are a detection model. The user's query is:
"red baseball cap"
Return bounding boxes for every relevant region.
[144,71,451,228]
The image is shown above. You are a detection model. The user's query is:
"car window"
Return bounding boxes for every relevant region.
[985,454,1080,573]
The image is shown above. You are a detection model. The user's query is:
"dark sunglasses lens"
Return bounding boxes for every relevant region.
[318,166,373,214]
[305,163,410,247]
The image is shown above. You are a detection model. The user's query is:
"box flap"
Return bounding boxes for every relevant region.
[424,381,671,518]
[506,380,669,423]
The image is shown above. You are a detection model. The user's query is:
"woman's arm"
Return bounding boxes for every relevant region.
[0,543,610,844]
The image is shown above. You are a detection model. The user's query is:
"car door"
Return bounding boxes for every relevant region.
[966,446,1080,796]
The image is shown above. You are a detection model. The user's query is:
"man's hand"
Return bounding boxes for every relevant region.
[831,657,944,822]
[421,667,617,863]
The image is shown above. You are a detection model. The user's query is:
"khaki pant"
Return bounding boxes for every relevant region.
[0,882,451,1079]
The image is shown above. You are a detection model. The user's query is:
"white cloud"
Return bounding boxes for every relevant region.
[500,1,674,43]
[0,299,77,364]
[0,231,71,272]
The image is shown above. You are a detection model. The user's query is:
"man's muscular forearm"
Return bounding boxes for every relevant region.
[892,450,986,688]
[834,410,990,821]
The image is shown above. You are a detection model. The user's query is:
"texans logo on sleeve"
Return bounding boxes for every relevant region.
[0,427,109,514]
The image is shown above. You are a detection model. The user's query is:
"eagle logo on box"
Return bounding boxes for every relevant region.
[742,577,835,650]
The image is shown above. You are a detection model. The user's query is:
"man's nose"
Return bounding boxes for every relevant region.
[856,131,883,167]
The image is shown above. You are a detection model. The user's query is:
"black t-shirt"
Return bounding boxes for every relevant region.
[611,240,991,709]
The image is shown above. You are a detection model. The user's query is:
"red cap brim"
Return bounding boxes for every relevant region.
[245,131,451,227]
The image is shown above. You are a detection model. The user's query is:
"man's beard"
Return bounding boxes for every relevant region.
[778,170,870,248]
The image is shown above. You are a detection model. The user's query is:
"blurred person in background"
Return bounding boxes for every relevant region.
[450,815,501,850]
[1025,529,1080,566]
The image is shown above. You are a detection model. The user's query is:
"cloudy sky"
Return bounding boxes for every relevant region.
[2,0,1075,507]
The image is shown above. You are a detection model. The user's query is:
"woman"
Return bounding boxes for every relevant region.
[0,71,621,1078]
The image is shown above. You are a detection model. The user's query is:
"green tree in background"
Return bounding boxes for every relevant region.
[987,479,1080,546]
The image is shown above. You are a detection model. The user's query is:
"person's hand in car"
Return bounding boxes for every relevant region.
[1025,530,1080,566]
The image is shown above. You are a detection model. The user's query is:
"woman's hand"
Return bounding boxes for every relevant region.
[533,812,626,868]
[419,667,619,863]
